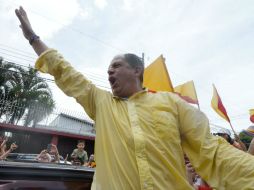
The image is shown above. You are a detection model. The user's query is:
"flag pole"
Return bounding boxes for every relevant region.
[192,80,200,110]
[229,121,247,151]
[197,103,200,110]
[229,121,237,137]
[142,52,145,64]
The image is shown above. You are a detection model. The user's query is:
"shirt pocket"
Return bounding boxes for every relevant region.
[152,110,180,144]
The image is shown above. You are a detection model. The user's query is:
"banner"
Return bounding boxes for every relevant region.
[174,80,199,105]
[211,84,230,122]
[143,55,174,92]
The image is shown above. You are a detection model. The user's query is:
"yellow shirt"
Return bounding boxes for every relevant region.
[36,49,254,190]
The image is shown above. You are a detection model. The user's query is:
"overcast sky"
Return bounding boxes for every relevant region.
[0,0,253,132]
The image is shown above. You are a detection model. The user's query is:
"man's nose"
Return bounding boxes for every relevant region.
[108,68,114,75]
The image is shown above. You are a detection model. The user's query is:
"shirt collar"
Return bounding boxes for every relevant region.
[113,88,147,100]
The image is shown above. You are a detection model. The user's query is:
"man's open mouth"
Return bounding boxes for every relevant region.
[109,77,117,88]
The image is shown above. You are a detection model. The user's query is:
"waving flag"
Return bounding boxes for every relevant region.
[250,109,254,123]
[211,84,230,122]
[143,55,174,92]
[211,85,245,149]
[174,80,199,105]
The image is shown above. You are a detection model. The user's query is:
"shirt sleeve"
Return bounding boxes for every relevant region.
[71,149,77,157]
[172,94,254,189]
[35,49,107,120]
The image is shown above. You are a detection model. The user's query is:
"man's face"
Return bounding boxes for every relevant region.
[108,55,138,98]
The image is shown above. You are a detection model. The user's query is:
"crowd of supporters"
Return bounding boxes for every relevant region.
[0,137,96,168]
[2,124,254,188]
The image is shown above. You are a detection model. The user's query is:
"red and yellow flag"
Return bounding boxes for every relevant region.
[143,55,174,92]
[174,80,199,105]
[250,109,254,123]
[211,84,230,122]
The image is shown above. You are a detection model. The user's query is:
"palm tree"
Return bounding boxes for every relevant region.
[0,58,23,118]
[0,58,55,126]
[8,67,55,126]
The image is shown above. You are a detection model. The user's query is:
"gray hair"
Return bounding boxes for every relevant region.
[123,53,144,82]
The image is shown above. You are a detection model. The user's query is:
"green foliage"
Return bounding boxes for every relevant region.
[239,131,253,149]
[0,58,55,126]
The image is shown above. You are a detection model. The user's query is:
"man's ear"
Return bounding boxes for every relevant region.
[134,66,143,77]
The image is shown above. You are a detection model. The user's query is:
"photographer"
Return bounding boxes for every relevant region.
[214,129,245,150]
[36,144,60,163]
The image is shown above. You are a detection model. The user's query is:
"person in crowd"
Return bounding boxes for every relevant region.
[0,137,18,160]
[16,6,254,189]
[214,128,246,150]
[248,138,254,155]
[241,125,254,155]
[85,154,96,168]
[185,154,212,190]
[36,144,60,163]
[50,144,60,163]
[36,149,51,162]
[0,136,8,156]
[71,140,88,166]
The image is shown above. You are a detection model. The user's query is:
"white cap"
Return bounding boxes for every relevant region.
[217,128,231,136]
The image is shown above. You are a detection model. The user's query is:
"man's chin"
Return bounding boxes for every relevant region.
[112,89,124,98]
[112,91,120,97]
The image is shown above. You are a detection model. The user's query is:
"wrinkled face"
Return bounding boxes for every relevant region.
[77,143,85,150]
[108,55,139,98]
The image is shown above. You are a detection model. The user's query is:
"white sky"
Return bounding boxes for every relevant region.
[0,0,253,132]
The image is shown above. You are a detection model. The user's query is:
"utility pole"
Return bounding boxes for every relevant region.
[142,52,145,65]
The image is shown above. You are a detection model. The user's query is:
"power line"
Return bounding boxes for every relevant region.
[1,57,33,66]
[0,51,250,117]
[0,66,54,83]
[1,53,110,85]
[0,65,111,90]
[0,48,109,80]
[25,8,127,53]
[0,43,36,58]
[0,51,35,63]
[83,70,108,80]
[0,65,250,120]
[0,47,36,60]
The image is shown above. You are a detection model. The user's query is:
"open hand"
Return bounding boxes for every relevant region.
[15,6,35,40]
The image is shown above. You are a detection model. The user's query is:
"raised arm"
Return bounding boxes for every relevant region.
[0,143,18,160]
[0,137,8,149]
[15,6,108,120]
[51,144,60,163]
[15,6,48,56]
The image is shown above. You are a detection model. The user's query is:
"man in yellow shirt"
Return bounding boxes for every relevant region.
[15,7,254,190]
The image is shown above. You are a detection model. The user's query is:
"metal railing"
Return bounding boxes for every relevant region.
[0,96,95,137]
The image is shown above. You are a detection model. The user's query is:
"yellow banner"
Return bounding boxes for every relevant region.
[174,80,198,104]
[143,55,174,92]
[211,85,230,122]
